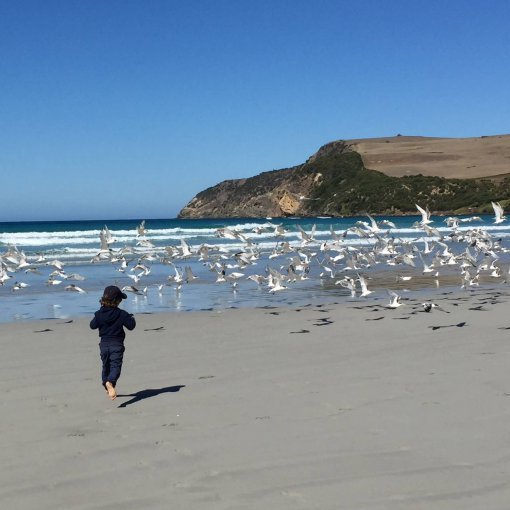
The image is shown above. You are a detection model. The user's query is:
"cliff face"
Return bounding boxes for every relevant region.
[178,167,304,218]
[178,139,510,218]
[179,141,357,218]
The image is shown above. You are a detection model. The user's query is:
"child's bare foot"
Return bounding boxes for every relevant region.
[105,381,117,400]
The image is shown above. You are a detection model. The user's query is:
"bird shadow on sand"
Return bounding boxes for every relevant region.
[428,322,467,331]
[116,385,185,408]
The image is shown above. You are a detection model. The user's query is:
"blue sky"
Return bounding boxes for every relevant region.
[1,0,509,221]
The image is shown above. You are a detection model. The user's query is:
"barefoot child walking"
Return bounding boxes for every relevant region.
[90,286,136,400]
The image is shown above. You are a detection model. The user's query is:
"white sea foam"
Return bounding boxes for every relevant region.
[2,217,510,265]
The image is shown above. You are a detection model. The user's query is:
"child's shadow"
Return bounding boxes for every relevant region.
[117,385,185,408]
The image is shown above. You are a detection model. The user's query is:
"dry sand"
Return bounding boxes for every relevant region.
[2,287,510,509]
[348,134,510,179]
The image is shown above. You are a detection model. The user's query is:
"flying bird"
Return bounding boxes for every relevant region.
[65,284,86,293]
[387,290,403,308]
[492,201,506,224]
[422,302,449,313]
[416,203,433,225]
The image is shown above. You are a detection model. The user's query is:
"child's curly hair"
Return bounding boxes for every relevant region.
[100,297,121,308]
[100,285,126,307]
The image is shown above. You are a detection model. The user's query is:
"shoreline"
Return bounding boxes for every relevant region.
[0,267,504,325]
[2,214,508,325]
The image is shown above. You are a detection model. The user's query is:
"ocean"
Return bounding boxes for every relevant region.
[1,214,509,323]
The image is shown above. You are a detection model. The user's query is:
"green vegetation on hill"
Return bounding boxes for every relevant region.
[300,147,510,215]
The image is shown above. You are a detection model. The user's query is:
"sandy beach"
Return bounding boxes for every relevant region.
[2,287,510,509]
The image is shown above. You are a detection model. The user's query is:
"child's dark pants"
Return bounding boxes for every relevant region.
[99,343,125,387]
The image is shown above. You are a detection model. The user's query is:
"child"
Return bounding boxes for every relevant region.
[90,285,136,400]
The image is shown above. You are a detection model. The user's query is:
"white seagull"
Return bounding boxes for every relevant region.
[357,273,373,297]
[65,284,87,293]
[492,201,506,224]
[387,290,403,308]
[336,276,356,297]
[422,302,449,313]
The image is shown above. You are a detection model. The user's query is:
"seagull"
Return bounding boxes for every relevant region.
[116,257,130,272]
[98,226,113,252]
[180,239,193,258]
[336,276,356,297]
[24,267,42,275]
[416,204,433,225]
[122,285,142,295]
[47,260,65,271]
[247,274,267,285]
[445,216,460,229]
[491,201,506,224]
[296,224,316,245]
[269,275,287,292]
[131,263,151,276]
[267,268,287,292]
[329,225,345,241]
[418,252,434,274]
[422,224,442,239]
[12,281,30,291]
[357,273,373,297]
[65,284,86,293]
[387,290,403,308]
[0,269,12,285]
[365,213,381,233]
[136,239,155,249]
[215,227,249,242]
[184,266,198,282]
[461,269,479,289]
[167,264,184,284]
[64,273,86,281]
[380,219,397,229]
[273,224,286,237]
[136,220,147,237]
[422,302,449,313]
[127,273,141,284]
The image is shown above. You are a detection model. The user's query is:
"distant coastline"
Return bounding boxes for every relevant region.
[179,135,510,219]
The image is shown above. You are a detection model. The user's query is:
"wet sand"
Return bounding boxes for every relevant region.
[2,286,510,509]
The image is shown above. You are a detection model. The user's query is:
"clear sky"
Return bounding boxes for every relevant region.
[1,0,509,221]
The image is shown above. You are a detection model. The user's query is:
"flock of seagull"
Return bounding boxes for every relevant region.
[0,202,509,310]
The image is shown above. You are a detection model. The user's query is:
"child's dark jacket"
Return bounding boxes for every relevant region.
[90,306,136,344]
